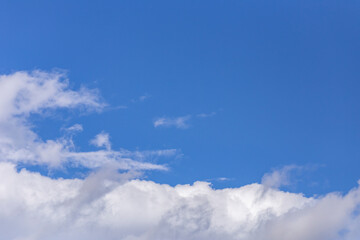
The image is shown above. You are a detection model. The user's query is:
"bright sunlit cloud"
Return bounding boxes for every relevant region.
[0,162,360,240]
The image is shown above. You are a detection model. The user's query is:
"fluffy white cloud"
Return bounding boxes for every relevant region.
[90,132,112,150]
[0,70,103,121]
[0,162,359,240]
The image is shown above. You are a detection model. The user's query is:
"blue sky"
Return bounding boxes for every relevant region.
[1,0,360,198]
[3,1,360,239]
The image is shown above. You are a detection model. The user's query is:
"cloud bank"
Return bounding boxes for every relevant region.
[0,71,359,240]
[1,162,360,240]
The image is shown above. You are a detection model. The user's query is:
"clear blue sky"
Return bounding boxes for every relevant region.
[1,0,360,195]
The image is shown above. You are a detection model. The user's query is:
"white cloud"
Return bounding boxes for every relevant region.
[0,162,359,240]
[90,132,111,150]
[153,111,216,129]
[0,70,104,121]
[154,115,191,129]
[261,165,301,189]
[65,124,84,132]
[0,71,174,170]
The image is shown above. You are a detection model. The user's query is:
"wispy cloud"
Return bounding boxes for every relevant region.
[131,93,151,103]
[261,165,302,189]
[106,94,150,111]
[196,111,217,118]
[153,111,217,129]
[64,124,84,132]
[108,105,128,110]
[139,94,150,101]
[153,115,191,129]
[205,176,232,182]
[0,71,175,170]
[90,132,111,151]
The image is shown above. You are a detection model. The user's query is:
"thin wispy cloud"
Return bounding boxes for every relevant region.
[261,165,302,189]
[104,94,150,112]
[106,94,150,111]
[108,105,128,110]
[197,111,217,118]
[153,115,191,129]
[64,124,84,132]
[139,94,150,101]
[216,177,230,181]
[205,176,232,182]
[0,71,175,170]
[153,111,217,129]
[131,93,151,103]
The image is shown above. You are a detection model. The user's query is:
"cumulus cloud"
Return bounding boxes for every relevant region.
[0,162,360,240]
[0,70,174,170]
[90,132,111,150]
[153,115,191,129]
